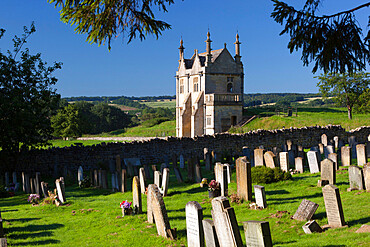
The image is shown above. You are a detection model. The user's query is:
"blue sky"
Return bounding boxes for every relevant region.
[0,0,368,97]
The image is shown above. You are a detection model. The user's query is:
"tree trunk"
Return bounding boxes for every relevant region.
[347,106,352,120]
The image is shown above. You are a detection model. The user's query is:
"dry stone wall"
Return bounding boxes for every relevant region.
[2,125,369,176]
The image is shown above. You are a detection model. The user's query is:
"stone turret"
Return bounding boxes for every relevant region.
[205,31,212,66]
[179,38,185,61]
[234,33,241,63]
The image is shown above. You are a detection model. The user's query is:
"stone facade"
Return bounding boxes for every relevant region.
[175,32,243,137]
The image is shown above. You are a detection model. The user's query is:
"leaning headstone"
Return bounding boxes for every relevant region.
[364,163,370,191]
[254,148,265,166]
[321,134,328,146]
[195,163,203,183]
[121,169,127,192]
[341,146,351,166]
[186,201,205,247]
[161,168,170,197]
[150,183,173,238]
[211,197,243,247]
[254,185,267,209]
[132,176,142,214]
[321,159,336,185]
[279,152,289,172]
[322,184,346,228]
[22,173,30,194]
[307,151,320,173]
[295,157,304,173]
[154,171,162,188]
[302,220,323,234]
[243,221,272,247]
[78,166,83,186]
[55,177,66,204]
[292,199,319,221]
[179,154,185,169]
[236,157,252,202]
[328,153,338,170]
[202,219,219,247]
[40,182,48,198]
[223,163,231,184]
[35,172,41,196]
[348,166,364,190]
[220,166,228,197]
[139,168,147,194]
[264,151,277,169]
[356,144,367,166]
[173,166,183,183]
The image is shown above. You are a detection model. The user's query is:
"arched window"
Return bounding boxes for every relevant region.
[227,83,233,93]
[179,79,184,93]
[193,77,199,92]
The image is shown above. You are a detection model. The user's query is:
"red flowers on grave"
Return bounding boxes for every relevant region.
[119,200,133,217]
[208,180,221,198]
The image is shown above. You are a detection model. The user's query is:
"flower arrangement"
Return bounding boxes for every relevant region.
[208,180,220,191]
[28,194,40,204]
[120,200,133,216]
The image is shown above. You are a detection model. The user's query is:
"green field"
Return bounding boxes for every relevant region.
[1,161,369,246]
[142,100,176,108]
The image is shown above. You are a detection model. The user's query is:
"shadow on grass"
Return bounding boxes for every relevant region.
[348,216,370,226]
[265,190,289,196]
[274,240,297,245]
[11,230,53,240]
[11,239,60,246]
[9,223,63,232]
[268,192,322,205]
[313,212,326,220]
[6,218,41,223]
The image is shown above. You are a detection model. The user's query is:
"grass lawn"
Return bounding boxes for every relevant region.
[1,162,369,246]
[142,101,176,108]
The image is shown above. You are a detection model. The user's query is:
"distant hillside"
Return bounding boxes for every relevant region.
[244,93,320,107]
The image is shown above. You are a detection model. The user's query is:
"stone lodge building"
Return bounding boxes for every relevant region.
[176,32,244,137]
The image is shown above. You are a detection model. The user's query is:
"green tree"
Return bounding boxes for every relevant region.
[271,0,370,74]
[317,72,370,119]
[0,23,62,155]
[52,104,82,138]
[49,0,174,49]
[91,103,131,133]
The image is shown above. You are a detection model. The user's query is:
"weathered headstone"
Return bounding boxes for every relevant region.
[321,134,328,146]
[30,178,35,194]
[205,151,212,171]
[356,144,367,166]
[288,150,295,168]
[307,151,320,173]
[321,159,336,184]
[318,143,324,154]
[78,166,83,186]
[35,172,41,196]
[324,145,334,158]
[94,170,99,187]
[287,139,293,150]
[211,197,243,247]
[295,157,304,173]
[187,157,195,182]
[174,166,183,183]
[111,172,119,192]
[279,152,289,172]
[98,170,103,188]
[132,176,142,214]
[202,219,219,247]
[22,172,30,194]
[220,166,228,197]
[341,146,351,166]
[292,199,319,221]
[179,154,185,169]
[236,157,252,202]
[150,184,173,238]
[40,182,48,198]
[195,163,203,183]
[243,221,272,247]
[254,185,267,209]
[348,166,364,190]
[154,171,162,188]
[328,153,338,170]
[161,168,170,197]
[364,163,370,191]
[139,168,147,194]
[254,148,265,166]
[264,151,277,169]
[0,238,7,247]
[322,185,346,228]
[333,136,339,149]
[224,163,231,184]
[214,163,223,183]
[55,177,66,204]
[302,220,323,234]
[147,184,155,223]
[121,169,127,192]
[12,172,17,186]
[186,201,205,247]
[101,170,108,189]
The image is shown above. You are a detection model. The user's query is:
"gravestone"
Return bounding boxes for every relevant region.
[179,154,185,169]
[0,238,6,247]
[324,145,334,158]
[264,151,277,169]
[302,220,323,234]
[254,148,265,166]
[94,170,99,186]
[202,219,219,247]
[348,166,364,190]
[12,172,17,186]
[288,150,295,168]
[195,163,203,183]
[147,184,155,223]
[295,157,304,173]
[205,151,212,171]
[172,154,178,168]
[132,176,142,214]
[321,159,336,184]
[186,201,205,247]
[220,166,228,197]
[307,151,320,173]
[364,163,370,191]
[211,197,243,247]
[287,140,293,150]
[124,158,140,177]
[144,164,151,179]
[292,199,319,221]
[35,172,41,196]
[111,172,119,192]
[310,146,319,152]
[321,134,328,146]
[356,144,367,166]
[98,170,103,188]
[187,157,195,182]
[243,221,272,247]
[101,170,108,189]
[254,185,267,209]
[333,136,339,149]
[40,182,48,198]
[224,163,231,184]
[55,177,66,204]
[22,172,30,194]
[121,169,127,192]
[318,143,324,154]
[161,168,170,197]
[279,152,289,172]
[236,157,252,202]
[322,185,346,228]
[243,147,254,166]
[214,163,223,183]
[328,153,338,170]
[154,171,162,188]
[30,178,35,194]
[150,184,172,238]
[341,146,351,166]
[139,168,147,194]
[4,173,9,187]
[152,165,157,172]
[78,166,83,186]
[174,166,183,183]
[160,163,167,175]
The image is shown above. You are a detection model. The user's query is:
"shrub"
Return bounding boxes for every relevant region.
[251,166,291,184]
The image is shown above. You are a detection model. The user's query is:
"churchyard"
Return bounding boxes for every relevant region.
[1,131,370,246]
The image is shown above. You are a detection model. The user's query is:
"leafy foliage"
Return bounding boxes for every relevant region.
[317,72,370,119]
[0,23,62,154]
[251,166,292,184]
[49,0,174,49]
[271,0,370,73]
